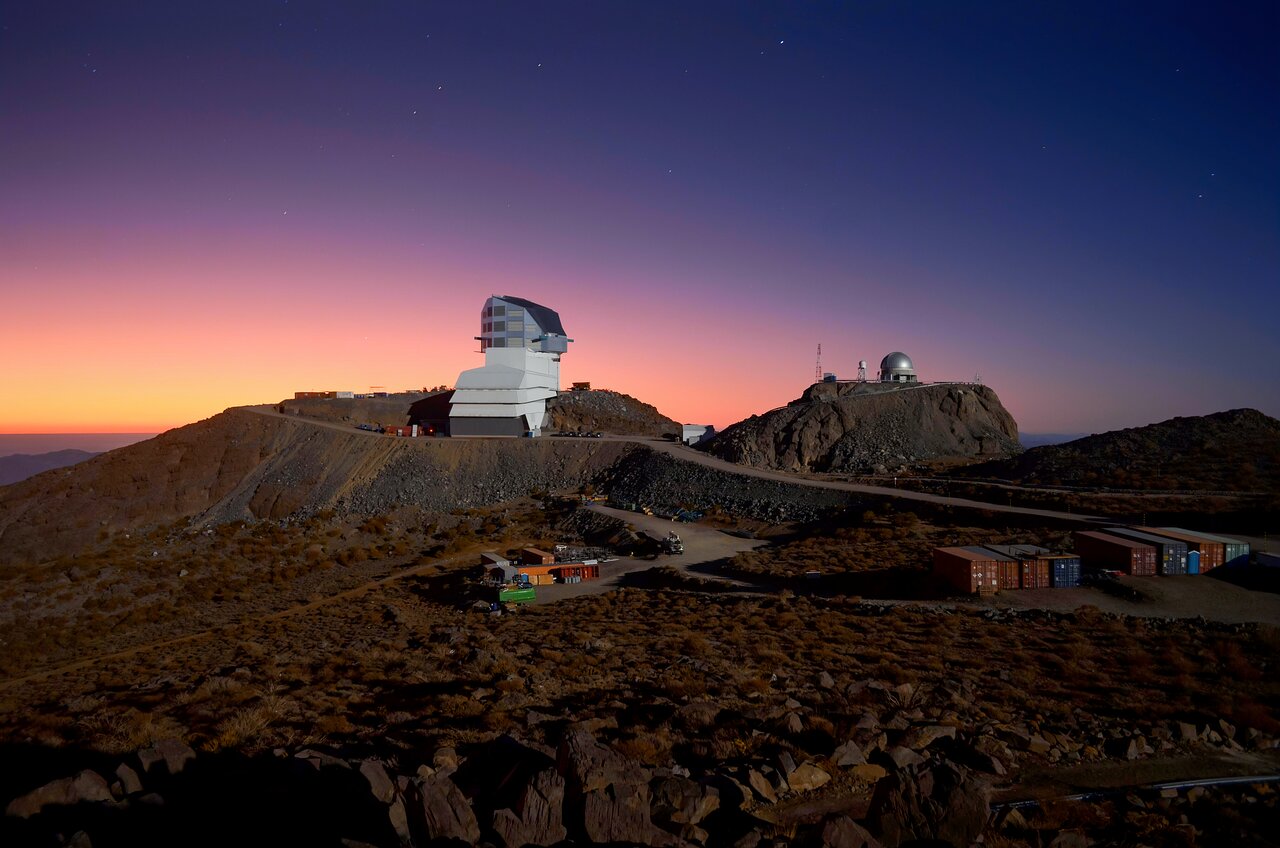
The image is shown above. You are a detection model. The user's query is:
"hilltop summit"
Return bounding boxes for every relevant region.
[706,381,1020,473]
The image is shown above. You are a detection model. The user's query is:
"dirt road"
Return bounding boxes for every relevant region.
[529,504,763,604]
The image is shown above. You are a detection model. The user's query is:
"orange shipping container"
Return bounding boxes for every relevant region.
[933,547,1002,595]
[1019,559,1051,589]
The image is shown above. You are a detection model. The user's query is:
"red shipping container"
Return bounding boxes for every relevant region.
[995,559,1021,590]
[1019,559,1052,589]
[1073,530,1157,576]
[933,547,1002,595]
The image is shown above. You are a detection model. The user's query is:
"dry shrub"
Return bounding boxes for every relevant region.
[215,705,274,749]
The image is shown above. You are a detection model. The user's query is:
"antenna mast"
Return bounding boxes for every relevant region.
[814,344,822,385]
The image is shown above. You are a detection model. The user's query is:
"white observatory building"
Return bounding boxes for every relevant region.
[449,296,572,437]
[879,351,918,383]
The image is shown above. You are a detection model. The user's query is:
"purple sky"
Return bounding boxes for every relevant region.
[2,2,1277,434]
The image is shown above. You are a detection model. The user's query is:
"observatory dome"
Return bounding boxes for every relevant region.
[879,351,918,383]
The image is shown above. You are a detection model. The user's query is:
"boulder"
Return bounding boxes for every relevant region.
[115,763,144,796]
[388,795,413,845]
[6,770,114,818]
[294,748,351,772]
[413,772,481,844]
[582,782,661,845]
[360,760,396,804]
[652,776,720,826]
[788,762,832,793]
[851,764,888,783]
[822,815,885,848]
[884,746,925,771]
[137,738,196,776]
[867,760,991,848]
[557,729,649,793]
[747,769,778,804]
[833,740,868,767]
[492,768,567,848]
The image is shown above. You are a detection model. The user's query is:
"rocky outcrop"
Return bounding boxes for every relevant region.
[867,760,991,848]
[546,389,681,438]
[707,382,1020,473]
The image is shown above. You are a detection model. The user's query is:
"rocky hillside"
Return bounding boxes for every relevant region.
[0,410,637,567]
[960,408,1280,492]
[545,389,680,437]
[707,382,1020,473]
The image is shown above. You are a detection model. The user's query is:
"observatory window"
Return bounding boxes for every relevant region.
[492,306,506,317]
[492,320,506,331]
[507,307,523,318]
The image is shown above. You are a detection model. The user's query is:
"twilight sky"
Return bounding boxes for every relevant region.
[2,2,1277,435]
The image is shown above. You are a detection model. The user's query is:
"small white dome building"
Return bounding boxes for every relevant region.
[879,352,918,383]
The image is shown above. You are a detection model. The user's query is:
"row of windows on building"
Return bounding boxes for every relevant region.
[480,336,537,350]
[482,320,530,333]
[483,305,525,320]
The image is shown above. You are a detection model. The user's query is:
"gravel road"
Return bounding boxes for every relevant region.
[528,504,763,604]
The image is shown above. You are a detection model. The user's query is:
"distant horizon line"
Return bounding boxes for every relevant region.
[0,432,160,436]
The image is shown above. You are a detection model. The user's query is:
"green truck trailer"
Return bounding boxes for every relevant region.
[497,586,536,604]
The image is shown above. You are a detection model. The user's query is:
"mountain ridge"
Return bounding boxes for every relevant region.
[959,408,1280,492]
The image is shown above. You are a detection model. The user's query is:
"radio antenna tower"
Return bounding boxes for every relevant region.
[814,344,822,384]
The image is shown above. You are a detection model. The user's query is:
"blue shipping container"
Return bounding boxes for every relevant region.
[1049,557,1082,588]
[1188,550,1200,575]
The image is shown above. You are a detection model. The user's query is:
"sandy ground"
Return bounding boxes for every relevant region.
[527,504,763,604]
[989,573,1280,625]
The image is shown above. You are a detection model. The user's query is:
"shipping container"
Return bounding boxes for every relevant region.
[1187,550,1200,575]
[522,547,555,565]
[497,586,536,604]
[1102,528,1189,575]
[983,545,1053,589]
[1143,527,1225,572]
[1158,528,1250,568]
[932,547,1004,595]
[1073,531,1157,576]
[1046,555,1082,588]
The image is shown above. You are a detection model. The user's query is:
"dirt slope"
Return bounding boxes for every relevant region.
[0,410,636,567]
[960,408,1280,492]
[707,382,1020,473]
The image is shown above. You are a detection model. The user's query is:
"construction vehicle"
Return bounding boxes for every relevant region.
[662,532,684,555]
